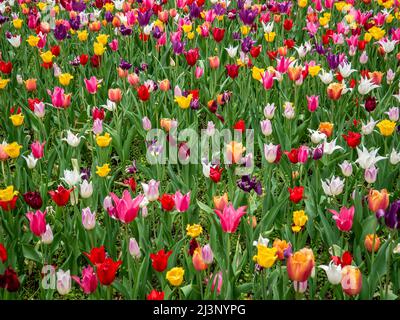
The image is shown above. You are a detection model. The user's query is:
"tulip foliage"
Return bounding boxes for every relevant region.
[1,0,400,301]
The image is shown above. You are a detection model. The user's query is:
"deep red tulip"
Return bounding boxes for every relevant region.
[51,45,61,56]
[23,191,43,209]
[48,185,73,207]
[84,246,106,265]
[209,165,223,183]
[288,186,304,204]
[0,61,12,74]
[184,48,200,67]
[150,249,172,272]
[96,258,122,285]
[226,64,239,79]
[159,194,175,211]
[342,131,361,148]
[212,27,225,42]
[0,267,20,292]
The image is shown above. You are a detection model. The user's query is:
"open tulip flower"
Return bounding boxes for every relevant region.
[0,0,400,302]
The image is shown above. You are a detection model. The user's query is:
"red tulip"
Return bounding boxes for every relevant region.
[159,194,175,211]
[0,61,12,74]
[48,185,73,206]
[0,267,20,292]
[184,48,200,67]
[96,258,122,285]
[212,27,225,42]
[150,249,172,272]
[283,19,293,31]
[84,246,106,265]
[250,45,262,58]
[0,243,7,263]
[51,45,60,56]
[226,64,239,79]
[80,54,89,66]
[147,289,165,300]
[342,131,361,148]
[137,85,150,101]
[26,210,47,237]
[233,119,246,133]
[288,186,304,204]
[209,165,223,183]
[0,195,18,211]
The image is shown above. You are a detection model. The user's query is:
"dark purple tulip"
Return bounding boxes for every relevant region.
[237,175,262,195]
[119,59,132,70]
[81,168,91,181]
[189,3,202,19]
[23,192,43,210]
[232,32,241,41]
[241,36,254,53]
[69,16,80,30]
[278,1,291,14]
[190,99,200,110]
[71,0,86,12]
[0,15,9,24]
[239,8,257,25]
[137,9,153,26]
[312,145,324,160]
[314,43,326,55]
[120,25,133,36]
[385,200,400,229]
[54,24,68,41]
[152,26,162,39]
[326,53,340,70]
[105,11,113,23]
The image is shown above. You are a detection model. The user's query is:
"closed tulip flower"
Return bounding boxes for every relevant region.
[368,189,389,212]
[56,270,71,295]
[287,248,315,282]
[341,266,362,296]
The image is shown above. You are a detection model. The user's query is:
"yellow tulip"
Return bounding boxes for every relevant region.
[182,24,192,33]
[58,73,74,86]
[0,186,19,202]
[166,267,185,286]
[10,114,24,127]
[186,224,203,238]
[0,78,10,89]
[292,210,308,232]
[174,95,193,109]
[252,66,265,81]
[77,30,88,41]
[93,42,106,56]
[96,164,111,177]
[253,245,277,268]
[12,18,23,29]
[27,35,40,47]
[308,65,321,77]
[3,142,22,158]
[40,51,54,64]
[376,120,396,137]
[96,133,112,147]
[96,34,109,45]
[264,32,276,42]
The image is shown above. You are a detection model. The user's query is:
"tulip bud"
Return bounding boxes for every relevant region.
[142,117,152,131]
[202,244,214,264]
[41,224,54,244]
[129,238,141,259]
[82,207,96,230]
[264,103,276,119]
[56,270,71,295]
[339,161,353,177]
[260,119,272,136]
[365,166,378,184]
[341,266,362,296]
[364,234,380,253]
[80,180,93,198]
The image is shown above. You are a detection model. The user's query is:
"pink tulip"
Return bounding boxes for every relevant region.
[0,142,9,161]
[276,57,292,73]
[328,206,355,232]
[298,145,309,163]
[128,73,140,87]
[31,141,45,159]
[195,66,204,79]
[214,203,247,233]
[72,266,98,294]
[306,95,319,112]
[47,87,71,108]
[108,190,144,223]
[108,88,122,103]
[141,180,160,201]
[109,39,119,51]
[84,76,99,94]
[26,210,47,237]
[174,191,191,212]
[261,71,274,90]
[34,101,45,118]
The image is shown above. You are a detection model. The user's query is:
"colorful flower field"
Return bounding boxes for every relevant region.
[0,0,400,301]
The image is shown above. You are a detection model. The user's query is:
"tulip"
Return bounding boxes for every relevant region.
[142,117,152,131]
[339,161,353,177]
[63,130,81,147]
[84,76,99,94]
[214,203,247,233]
[23,154,38,169]
[260,119,272,136]
[208,56,220,69]
[72,266,98,294]
[150,249,172,272]
[287,248,315,282]
[368,189,389,212]
[48,185,73,207]
[31,141,45,159]
[195,66,204,79]
[253,245,278,268]
[82,207,96,230]
[327,82,344,100]
[321,176,344,196]
[264,143,281,163]
[192,248,208,271]
[365,166,378,184]
[47,87,71,108]
[166,267,185,286]
[364,234,380,253]
[226,141,246,164]
[319,261,342,285]
[306,95,319,112]
[341,266,362,296]
[96,258,122,285]
[202,244,214,264]
[23,191,43,209]
[174,191,191,212]
[108,190,144,224]
[129,238,141,259]
[213,193,228,211]
[264,103,276,119]
[26,210,47,237]
[56,270,71,295]
[142,180,160,201]
[108,88,122,103]
[328,206,355,232]
[384,200,400,229]
[41,224,53,244]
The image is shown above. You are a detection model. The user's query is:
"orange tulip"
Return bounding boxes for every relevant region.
[208,56,220,69]
[25,78,37,92]
[364,234,380,253]
[318,122,334,138]
[213,193,228,211]
[327,82,344,100]
[287,248,314,282]
[288,66,302,81]
[108,88,122,103]
[273,239,291,260]
[225,141,245,164]
[192,248,208,271]
[368,189,389,212]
